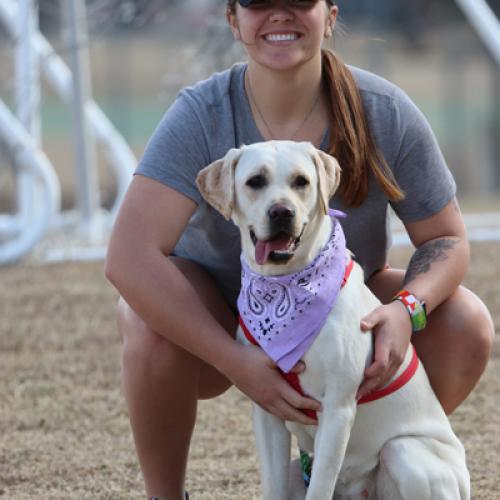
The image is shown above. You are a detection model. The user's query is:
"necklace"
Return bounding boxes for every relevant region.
[246,74,321,141]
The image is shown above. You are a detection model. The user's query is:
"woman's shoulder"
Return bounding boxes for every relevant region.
[348,65,422,123]
[179,63,246,109]
[348,66,399,96]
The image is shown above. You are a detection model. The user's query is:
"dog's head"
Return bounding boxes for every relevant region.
[196,141,341,273]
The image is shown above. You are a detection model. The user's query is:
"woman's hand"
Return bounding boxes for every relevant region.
[222,344,322,425]
[356,301,412,401]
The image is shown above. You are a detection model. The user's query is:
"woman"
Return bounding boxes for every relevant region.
[105,1,494,498]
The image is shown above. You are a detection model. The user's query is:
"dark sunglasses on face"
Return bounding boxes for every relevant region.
[238,0,333,9]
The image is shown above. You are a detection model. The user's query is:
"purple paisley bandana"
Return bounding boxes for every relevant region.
[237,210,348,373]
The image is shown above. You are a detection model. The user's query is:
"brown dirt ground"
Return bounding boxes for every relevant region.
[0,242,499,499]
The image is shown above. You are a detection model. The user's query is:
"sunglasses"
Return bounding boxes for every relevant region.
[238,0,334,9]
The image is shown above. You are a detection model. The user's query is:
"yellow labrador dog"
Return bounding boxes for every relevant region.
[196,141,469,500]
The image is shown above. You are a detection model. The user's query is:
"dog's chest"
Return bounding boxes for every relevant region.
[296,285,374,401]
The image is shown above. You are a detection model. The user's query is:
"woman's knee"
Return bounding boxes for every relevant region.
[419,287,494,366]
[412,287,494,413]
[117,297,199,376]
[453,288,495,361]
[117,296,157,350]
[117,297,232,399]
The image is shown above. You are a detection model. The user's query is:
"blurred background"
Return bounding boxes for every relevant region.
[0,0,499,261]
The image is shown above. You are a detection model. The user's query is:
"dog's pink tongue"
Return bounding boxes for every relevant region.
[255,234,293,265]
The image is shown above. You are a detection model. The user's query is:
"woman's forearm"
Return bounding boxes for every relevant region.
[402,236,470,313]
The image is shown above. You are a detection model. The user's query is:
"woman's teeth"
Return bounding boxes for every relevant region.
[265,33,298,42]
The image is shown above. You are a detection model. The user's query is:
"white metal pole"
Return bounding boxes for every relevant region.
[454,0,500,67]
[0,99,61,264]
[0,0,135,220]
[64,0,101,238]
[15,0,41,141]
[15,0,41,233]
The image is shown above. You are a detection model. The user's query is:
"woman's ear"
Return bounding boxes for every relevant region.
[226,9,241,40]
[325,5,338,38]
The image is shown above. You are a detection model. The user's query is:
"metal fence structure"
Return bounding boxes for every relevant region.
[0,0,136,264]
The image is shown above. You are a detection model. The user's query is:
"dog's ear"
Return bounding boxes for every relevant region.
[313,150,342,215]
[196,148,242,220]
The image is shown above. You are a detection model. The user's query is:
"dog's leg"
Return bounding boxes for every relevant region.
[252,404,292,500]
[305,406,356,500]
[289,458,307,500]
[376,437,470,500]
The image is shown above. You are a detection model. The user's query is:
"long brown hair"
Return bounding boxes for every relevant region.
[226,1,405,206]
[321,49,404,205]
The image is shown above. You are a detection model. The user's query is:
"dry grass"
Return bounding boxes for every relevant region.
[0,243,499,499]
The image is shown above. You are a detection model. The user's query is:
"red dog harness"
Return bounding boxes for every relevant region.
[239,258,420,419]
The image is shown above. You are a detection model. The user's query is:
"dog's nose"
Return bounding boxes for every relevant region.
[268,204,295,221]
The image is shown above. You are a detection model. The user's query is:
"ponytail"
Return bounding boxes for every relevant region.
[321,49,404,206]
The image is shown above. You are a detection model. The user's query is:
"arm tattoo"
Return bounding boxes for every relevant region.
[403,238,458,285]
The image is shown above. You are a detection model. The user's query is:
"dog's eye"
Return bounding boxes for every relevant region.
[293,175,309,188]
[246,175,267,189]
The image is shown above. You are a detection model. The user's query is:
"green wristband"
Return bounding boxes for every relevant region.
[392,290,427,332]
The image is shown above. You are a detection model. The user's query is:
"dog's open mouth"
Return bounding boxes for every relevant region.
[250,228,304,265]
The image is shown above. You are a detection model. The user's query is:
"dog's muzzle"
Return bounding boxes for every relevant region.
[250,204,304,265]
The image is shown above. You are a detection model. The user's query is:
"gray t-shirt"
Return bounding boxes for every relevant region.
[136,63,456,308]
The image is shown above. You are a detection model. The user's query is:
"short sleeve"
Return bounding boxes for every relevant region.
[389,90,456,222]
[135,91,211,205]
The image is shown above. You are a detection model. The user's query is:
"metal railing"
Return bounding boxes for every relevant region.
[0,0,136,264]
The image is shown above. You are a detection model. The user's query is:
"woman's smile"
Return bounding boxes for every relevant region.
[262,31,302,43]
